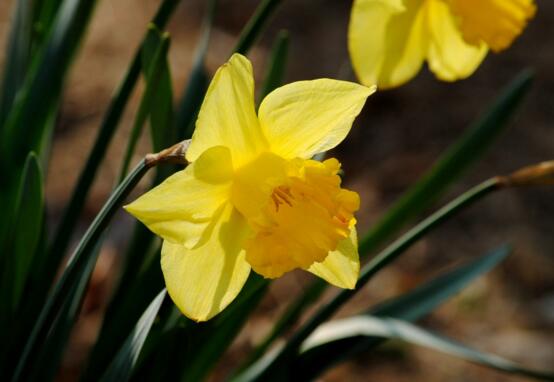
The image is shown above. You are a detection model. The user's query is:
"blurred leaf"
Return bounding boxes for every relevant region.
[293,246,511,379]
[247,69,534,367]
[359,69,534,254]
[0,153,44,372]
[100,289,167,382]
[0,0,97,170]
[44,0,179,307]
[259,30,289,102]
[119,31,171,182]
[0,0,35,129]
[233,0,283,54]
[6,153,44,313]
[175,0,217,140]
[141,26,175,152]
[133,274,268,382]
[12,161,150,382]
[301,316,554,381]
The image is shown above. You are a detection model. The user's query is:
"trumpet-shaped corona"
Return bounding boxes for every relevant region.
[125,54,374,321]
[348,0,536,88]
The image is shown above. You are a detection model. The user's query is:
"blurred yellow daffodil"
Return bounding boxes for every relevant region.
[348,0,536,88]
[125,54,374,321]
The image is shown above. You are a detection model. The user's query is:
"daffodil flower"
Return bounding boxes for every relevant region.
[125,54,374,321]
[348,0,536,88]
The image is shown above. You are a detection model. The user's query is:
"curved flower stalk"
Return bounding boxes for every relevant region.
[348,0,536,88]
[125,54,375,321]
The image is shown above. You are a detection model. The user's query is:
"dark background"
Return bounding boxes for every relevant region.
[2,0,553,380]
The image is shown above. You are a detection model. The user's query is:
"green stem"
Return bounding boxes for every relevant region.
[12,161,150,382]
[234,178,500,381]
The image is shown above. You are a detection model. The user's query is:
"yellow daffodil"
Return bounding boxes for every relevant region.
[348,0,536,88]
[125,54,374,321]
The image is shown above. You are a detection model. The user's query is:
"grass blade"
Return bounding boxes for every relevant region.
[12,161,150,382]
[302,316,554,381]
[119,31,171,182]
[233,0,283,54]
[44,0,179,301]
[0,0,35,129]
[100,290,167,382]
[294,246,511,379]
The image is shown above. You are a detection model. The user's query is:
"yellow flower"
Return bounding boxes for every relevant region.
[348,0,536,89]
[125,54,374,321]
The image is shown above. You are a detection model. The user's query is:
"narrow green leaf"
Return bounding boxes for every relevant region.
[175,0,217,140]
[0,153,44,373]
[233,0,283,54]
[248,69,534,366]
[119,31,171,182]
[359,69,534,255]
[12,161,150,382]
[259,30,289,102]
[6,153,44,313]
[100,289,167,382]
[141,26,175,152]
[301,316,554,381]
[0,0,35,129]
[1,0,97,169]
[44,0,179,303]
[292,246,511,379]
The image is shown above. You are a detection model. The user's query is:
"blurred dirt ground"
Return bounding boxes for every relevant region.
[2,0,554,381]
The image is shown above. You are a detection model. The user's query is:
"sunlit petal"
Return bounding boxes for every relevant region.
[308,228,359,289]
[161,203,251,322]
[125,146,233,248]
[348,0,427,88]
[186,53,267,166]
[258,79,373,159]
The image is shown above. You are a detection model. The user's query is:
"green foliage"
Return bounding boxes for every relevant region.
[0,0,552,381]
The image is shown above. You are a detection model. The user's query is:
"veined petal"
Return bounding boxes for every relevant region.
[308,228,359,289]
[124,146,233,248]
[161,203,251,321]
[348,0,428,89]
[258,79,374,160]
[425,0,488,82]
[186,53,267,166]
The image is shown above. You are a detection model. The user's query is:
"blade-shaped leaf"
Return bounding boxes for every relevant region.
[141,26,175,152]
[6,153,44,314]
[291,246,511,380]
[301,317,554,381]
[100,289,167,382]
[119,30,171,182]
[0,0,35,129]
[45,0,179,296]
[233,0,283,54]
[12,161,150,382]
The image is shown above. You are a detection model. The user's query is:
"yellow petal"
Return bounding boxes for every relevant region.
[425,0,488,82]
[258,79,374,160]
[308,227,359,289]
[161,203,251,321]
[348,0,428,89]
[124,146,233,248]
[186,53,267,167]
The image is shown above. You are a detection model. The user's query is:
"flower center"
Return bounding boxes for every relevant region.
[232,154,359,279]
[446,0,536,52]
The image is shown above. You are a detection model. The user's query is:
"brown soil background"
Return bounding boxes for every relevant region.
[2,0,554,381]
